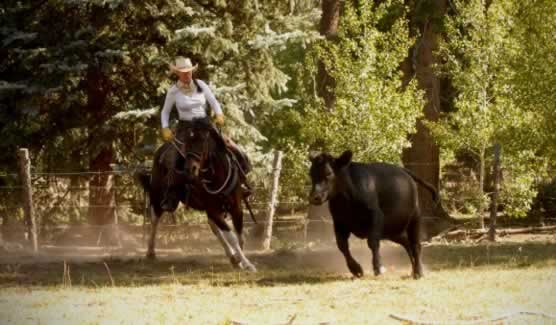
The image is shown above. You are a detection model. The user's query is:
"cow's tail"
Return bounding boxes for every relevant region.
[403,168,439,204]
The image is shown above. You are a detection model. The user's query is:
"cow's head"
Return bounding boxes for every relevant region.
[308,150,353,205]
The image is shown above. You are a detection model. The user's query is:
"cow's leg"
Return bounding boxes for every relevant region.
[146,206,161,260]
[390,234,415,275]
[367,236,385,276]
[207,218,241,268]
[408,218,424,279]
[367,211,385,276]
[335,229,363,277]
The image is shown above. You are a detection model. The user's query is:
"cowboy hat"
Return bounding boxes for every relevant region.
[169,57,197,73]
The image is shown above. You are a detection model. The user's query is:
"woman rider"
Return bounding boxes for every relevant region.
[160,57,251,211]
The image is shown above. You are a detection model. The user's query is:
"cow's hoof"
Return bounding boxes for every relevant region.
[348,263,364,278]
[374,266,386,276]
[413,272,423,280]
[351,271,364,278]
[146,252,156,260]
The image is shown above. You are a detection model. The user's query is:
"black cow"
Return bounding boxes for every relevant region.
[308,150,438,279]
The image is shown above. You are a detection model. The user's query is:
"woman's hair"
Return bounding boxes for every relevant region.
[193,79,203,93]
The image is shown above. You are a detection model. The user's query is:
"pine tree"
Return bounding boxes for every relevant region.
[0,1,321,224]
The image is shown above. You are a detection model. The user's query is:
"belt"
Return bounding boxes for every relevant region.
[177,117,211,129]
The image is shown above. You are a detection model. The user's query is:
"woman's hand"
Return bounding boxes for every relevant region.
[214,114,225,126]
[161,128,174,141]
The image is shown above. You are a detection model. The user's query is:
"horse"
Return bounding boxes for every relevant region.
[136,119,257,272]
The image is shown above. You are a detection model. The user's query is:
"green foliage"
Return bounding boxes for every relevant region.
[0,1,320,175]
[429,0,553,218]
[276,0,424,199]
[307,1,423,161]
[505,0,556,162]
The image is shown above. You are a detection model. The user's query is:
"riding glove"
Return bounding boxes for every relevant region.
[214,114,225,126]
[161,128,174,142]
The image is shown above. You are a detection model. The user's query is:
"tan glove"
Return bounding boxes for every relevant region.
[161,128,174,142]
[214,114,225,127]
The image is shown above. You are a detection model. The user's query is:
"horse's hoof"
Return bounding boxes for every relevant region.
[242,262,257,272]
[230,259,243,270]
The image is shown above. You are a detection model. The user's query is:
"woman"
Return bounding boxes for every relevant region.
[161,57,224,140]
[160,57,251,211]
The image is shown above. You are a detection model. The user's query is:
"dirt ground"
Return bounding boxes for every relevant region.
[0,230,555,324]
[0,230,553,288]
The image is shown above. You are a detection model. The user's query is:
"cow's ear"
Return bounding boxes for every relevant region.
[308,151,320,162]
[334,150,352,169]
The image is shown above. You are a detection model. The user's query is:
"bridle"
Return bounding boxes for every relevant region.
[173,125,234,195]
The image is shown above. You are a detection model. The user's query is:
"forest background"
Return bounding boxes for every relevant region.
[0,0,554,231]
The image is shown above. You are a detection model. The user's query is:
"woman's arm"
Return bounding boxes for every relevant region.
[161,86,177,128]
[196,80,223,116]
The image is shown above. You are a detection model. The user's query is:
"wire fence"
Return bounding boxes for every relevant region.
[1,157,555,252]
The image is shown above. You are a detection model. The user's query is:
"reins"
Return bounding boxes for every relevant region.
[201,154,234,195]
[175,125,235,196]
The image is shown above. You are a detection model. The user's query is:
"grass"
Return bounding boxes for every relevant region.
[0,240,555,324]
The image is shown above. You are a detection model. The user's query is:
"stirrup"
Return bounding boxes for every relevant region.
[241,183,253,198]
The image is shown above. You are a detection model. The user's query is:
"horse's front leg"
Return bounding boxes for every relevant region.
[208,209,256,272]
[207,218,241,269]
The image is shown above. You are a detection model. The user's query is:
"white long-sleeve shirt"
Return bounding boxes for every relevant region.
[161,79,223,128]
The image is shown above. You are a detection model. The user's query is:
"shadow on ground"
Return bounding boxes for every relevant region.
[0,240,554,288]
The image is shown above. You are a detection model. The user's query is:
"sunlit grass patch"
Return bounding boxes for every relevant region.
[0,241,555,324]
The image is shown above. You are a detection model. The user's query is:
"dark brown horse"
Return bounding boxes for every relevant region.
[137,119,256,271]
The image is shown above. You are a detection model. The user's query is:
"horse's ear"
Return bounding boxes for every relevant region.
[334,150,352,169]
[308,151,321,162]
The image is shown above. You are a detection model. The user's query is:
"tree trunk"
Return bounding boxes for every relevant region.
[86,66,115,226]
[478,148,486,229]
[401,0,452,239]
[317,0,341,110]
[88,148,115,225]
[488,144,501,241]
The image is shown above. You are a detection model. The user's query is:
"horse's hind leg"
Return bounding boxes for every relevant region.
[229,193,245,249]
[208,218,241,269]
[147,205,162,260]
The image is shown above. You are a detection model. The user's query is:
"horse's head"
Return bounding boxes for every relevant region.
[183,122,219,179]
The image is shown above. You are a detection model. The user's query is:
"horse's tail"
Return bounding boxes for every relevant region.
[135,170,151,193]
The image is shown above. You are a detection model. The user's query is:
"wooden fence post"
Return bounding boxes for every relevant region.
[17,148,38,253]
[261,150,283,250]
[489,144,501,242]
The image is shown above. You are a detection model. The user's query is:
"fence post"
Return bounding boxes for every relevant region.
[261,150,283,250]
[489,144,501,242]
[17,148,38,253]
